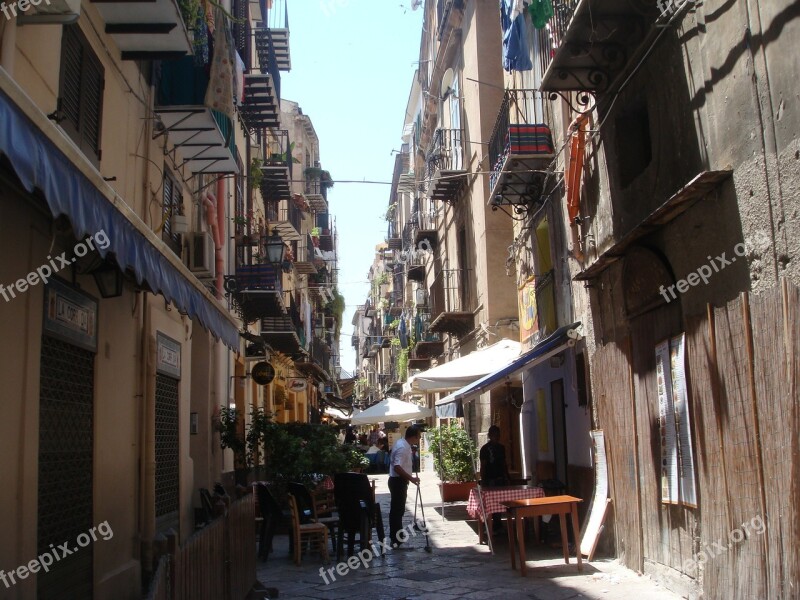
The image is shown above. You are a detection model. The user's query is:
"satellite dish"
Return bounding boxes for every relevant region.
[441,68,455,97]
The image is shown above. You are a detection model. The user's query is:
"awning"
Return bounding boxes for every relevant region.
[0,73,240,350]
[324,407,350,420]
[350,397,433,426]
[435,323,582,418]
[404,339,521,395]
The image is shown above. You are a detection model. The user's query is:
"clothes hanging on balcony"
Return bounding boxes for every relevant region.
[500,0,533,72]
[399,317,409,349]
[205,9,236,123]
[528,0,554,29]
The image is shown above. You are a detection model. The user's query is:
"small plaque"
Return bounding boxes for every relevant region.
[156,332,181,379]
[43,278,98,352]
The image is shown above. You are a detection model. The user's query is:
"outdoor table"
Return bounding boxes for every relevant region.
[466,486,544,543]
[502,495,583,576]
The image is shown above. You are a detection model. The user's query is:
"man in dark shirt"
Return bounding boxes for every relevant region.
[479,425,510,487]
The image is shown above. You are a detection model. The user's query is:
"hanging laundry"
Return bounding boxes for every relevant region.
[528,0,554,29]
[500,0,532,72]
[204,9,236,123]
[399,316,408,349]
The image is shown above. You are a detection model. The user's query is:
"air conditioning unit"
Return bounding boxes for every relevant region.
[188,232,216,279]
[17,0,80,24]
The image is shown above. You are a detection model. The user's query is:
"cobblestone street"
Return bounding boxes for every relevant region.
[255,474,683,600]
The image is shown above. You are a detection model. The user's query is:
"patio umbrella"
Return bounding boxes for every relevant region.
[350,397,432,425]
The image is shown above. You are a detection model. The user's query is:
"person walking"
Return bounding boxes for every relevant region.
[388,426,421,548]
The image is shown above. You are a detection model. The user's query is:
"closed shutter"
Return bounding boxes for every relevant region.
[162,170,182,253]
[155,373,180,532]
[58,25,104,163]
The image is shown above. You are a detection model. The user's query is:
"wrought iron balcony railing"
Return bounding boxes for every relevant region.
[536,0,579,78]
[267,198,303,240]
[429,268,473,336]
[260,129,292,203]
[487,89,554,210]
[426,128,467,203]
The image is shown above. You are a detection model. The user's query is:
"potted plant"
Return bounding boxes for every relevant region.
[429,424,478,501]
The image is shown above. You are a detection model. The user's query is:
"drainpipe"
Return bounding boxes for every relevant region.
[0,16,15,75]
[139,297,156,574]
[202,190,223,299]
[216,179,226,298]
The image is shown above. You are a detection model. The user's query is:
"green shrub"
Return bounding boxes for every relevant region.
[428,424,477,483]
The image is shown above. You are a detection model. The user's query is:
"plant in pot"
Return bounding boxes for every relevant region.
[429,424,478,501]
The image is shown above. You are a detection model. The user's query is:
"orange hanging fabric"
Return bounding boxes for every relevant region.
[565,114,589,224]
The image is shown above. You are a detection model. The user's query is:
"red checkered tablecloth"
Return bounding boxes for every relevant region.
[466,486,545,519]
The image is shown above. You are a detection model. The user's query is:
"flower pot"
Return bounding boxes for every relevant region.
[438,481,476,502]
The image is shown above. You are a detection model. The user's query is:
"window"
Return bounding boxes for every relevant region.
[614,99,652,188]
[58,25,104,163]
[162,170,182,254]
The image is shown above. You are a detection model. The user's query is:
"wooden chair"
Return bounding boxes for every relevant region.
[287,493,329,565]
[311,488,340,553]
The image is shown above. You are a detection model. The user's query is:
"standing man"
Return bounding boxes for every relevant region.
[480,425,510,487]
[389,425,421,548]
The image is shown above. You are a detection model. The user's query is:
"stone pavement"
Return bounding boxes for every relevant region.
[255,473,683,600]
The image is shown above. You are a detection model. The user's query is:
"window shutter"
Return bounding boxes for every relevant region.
[58,25,104,163]
[60,27,83,133]
[81,51,104,160]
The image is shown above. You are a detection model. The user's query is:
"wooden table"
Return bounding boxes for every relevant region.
[502,495,583,576]
[467,486,545,543]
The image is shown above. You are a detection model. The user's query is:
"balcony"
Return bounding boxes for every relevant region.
[224,263,283,324]
[296,337,332,382]
[267,198,304,242]
[488,90,554,212]
[436,0,464,40]
[539,0,655,93]
[260,130,293,203]
[155,57,238,174]
[90,0,191,60]
[254,0,291,72]
[305,167,331,212]
[261,292,304,358]
[412,206,439,251]
[386,221,402,251]
[238,73,280,131]
[293,234,317,275]
[315,213,335,252]
[429,269,473,337]
[426,128,467,203]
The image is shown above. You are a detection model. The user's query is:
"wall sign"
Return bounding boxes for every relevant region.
[43,278,98,352]
[288,378,307,392]
[156,333,181,379]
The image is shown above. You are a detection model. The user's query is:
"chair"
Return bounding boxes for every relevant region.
[256,483,290,561]
[287,493,329,565]
[288,482,316,524]
[311,487,340,554]
[333,473,375,560]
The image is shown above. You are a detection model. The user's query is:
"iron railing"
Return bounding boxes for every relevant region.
[437,0,462,38]
[535,1,579,77]
[488,89,553,190]
[267,199,302,234]
[430,268,471,320]
[295,233,315,263]
[262,129,293,178]
[426,128,464,181]
[309,336,331,372]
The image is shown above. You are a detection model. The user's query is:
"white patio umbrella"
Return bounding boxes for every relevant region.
[349,397,432,425]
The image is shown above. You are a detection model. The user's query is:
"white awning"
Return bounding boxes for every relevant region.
[350,397,432,425]
[403,339,521,395]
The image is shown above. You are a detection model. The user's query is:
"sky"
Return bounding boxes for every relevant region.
[280,0,424,376]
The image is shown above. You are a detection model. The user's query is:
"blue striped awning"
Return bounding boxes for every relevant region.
[435,323,582,418]
[0,86,240,350]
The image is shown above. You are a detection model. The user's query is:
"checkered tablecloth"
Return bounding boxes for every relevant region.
[466,486,545,519]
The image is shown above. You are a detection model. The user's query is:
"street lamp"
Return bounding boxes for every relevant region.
[265,230,285,266]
